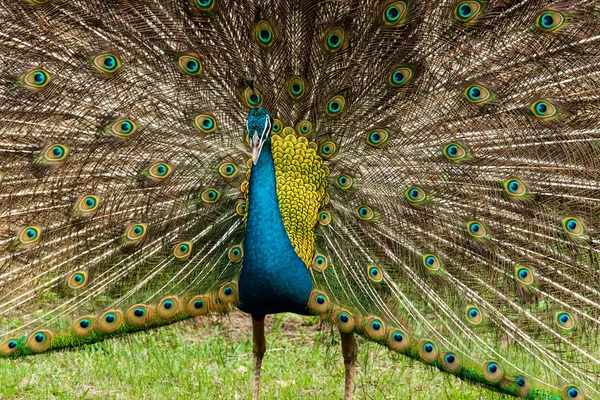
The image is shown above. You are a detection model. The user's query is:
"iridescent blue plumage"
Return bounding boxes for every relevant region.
[239,108,313,316]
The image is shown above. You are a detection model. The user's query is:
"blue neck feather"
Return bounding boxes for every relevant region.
[238,142,313,317]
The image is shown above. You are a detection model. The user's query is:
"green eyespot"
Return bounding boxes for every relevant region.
[515,266,534,286]
[367,266,383,283]
[43,144,69,163]
[126,223,147,242]
[464,83,494,104]
[255,20,275,47]
[77,195,99,214]
[454,1,484,22]
[536,10,566,33]
[174,241,192,259]
[272,119,283,133]
[194,114,217,133]
[326,95,346,116]
[67,271,88,289]
[287,76,306,99]
[405,186,428,205]
[562,217,585,238]
[325,27,345,52]
[389,67,414,87]
[312,254,328,271]
[192,0,214,10]
[296,120,313,136]
[244,87,263,107]
[91,53,121,73]
[531,100,559,119]
[465,306,483,324]
[366,128,391,147]
[21,68,51,89]
[335,174,354,190]
[108,119,137,138]
[467,220,487,239]
[422,254,441,271]
[382,1,407,26]
[318,211,331,226]
[319,141,338,159]
[228,245,243,262]
[201,188,220,204]
[356,205,375,221]
[178,54,202,75]
[503,178,529,198]
[443,143,470,162]
[218,162,238,178]
[19,226,41,245]
[148,162,172,180]
[236,200,247,216]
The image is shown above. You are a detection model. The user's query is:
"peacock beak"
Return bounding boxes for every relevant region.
[250,115,271,165]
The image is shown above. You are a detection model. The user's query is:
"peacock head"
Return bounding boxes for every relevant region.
[246,107,272,165]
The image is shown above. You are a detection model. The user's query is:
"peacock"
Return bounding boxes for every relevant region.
[1,0,599,398]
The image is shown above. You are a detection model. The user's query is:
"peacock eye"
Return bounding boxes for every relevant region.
[178,54,202,75]
[193,114,217,133]
[319,141,338,159]
[366,128,391,147]
[563,386,582,400]
[255,20,275,46]
[201,188,220,203]
[244,87,263,107]
[67,271,88,289]
[318,211,331,226]
[109,119,137,137]
[382,1,407,26]
[126,223,147,242]
[92,53,121,73]
[148,162,172,180]
[405,186,427,205]
[335,174,354,190]
[287,76,306,99]
[78,195,99,213]
[464,83,494,104]
[389,67,414,87]
[367,266,383,282]
[22,68,51,88]
[228,245,243,262]
[312,254,328,271]
[326,95,346,116]
[235,200,247,216]
[174,241,193,259]
[454,1,484,22]
[443,142,468,161]
[555,312,575,330]
[43,144,69,163]
[531,100,558,119]
[465,306,483,324]
[218,162,238,178]
[515,266,534,285]
[193,0,214,10]
[503,178,529,197]
[296,120,313,136]
[467,220,487,238]
[325,27,345,51]
[562,217,585,237]
[536,10,566,33]
[272,119,282,132]
[422,254,441,271]
[19,226,41,244]
[356,205,375,221]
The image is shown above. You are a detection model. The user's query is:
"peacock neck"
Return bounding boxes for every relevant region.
[238,140,313,316]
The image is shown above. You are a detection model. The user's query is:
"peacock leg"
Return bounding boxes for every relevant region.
[340,331,357,400]
[251,315,266,400]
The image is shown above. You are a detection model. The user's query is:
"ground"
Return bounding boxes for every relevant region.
[1,310,510,399]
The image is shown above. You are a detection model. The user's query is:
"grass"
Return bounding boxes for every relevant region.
[0,311,511,399]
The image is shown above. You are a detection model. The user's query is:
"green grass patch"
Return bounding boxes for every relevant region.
[1,311,511,399]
